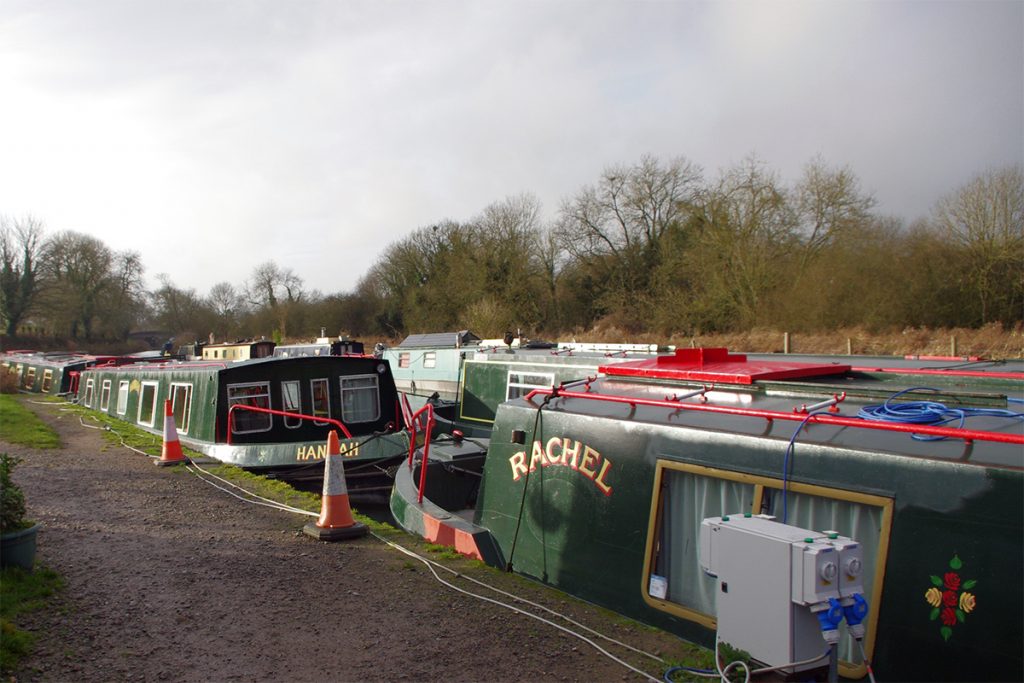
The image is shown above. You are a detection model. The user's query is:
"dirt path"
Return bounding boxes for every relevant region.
[5,399,693,682]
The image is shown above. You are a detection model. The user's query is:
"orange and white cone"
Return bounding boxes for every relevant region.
[156,398,186,467]
[303,431,368,541]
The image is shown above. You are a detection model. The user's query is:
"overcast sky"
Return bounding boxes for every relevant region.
[1,0,1021,296]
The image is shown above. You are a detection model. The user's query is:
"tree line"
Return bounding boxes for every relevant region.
[2,156,1021,349]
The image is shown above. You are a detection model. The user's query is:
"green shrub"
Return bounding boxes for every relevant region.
[0,453,29,534]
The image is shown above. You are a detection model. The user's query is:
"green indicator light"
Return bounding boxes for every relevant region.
[722,516,730,522]
[744,513,752,518]
[804,538,814,543]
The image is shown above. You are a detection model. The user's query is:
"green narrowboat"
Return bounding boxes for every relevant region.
[391,348,1024,681]
[76,355,413,494]
[1,351,114,395]
[456,343,670,433]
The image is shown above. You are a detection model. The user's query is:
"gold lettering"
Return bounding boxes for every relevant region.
[529,440,545,472]
[509,451,527,481]
[562,439,582,469]
[579,445,600,479]
[545,437,562,465]
[594,458,613,496]
[508,438,614,496]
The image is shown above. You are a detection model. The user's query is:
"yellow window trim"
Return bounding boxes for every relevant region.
[641,459,893,679]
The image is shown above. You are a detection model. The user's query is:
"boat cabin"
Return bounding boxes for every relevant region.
[273,336,365,358]
[76,355,403,475]
[392,348,1024,681]
[202,339,276,361]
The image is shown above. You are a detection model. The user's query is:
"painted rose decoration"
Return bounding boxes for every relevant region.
[925,554,977,641]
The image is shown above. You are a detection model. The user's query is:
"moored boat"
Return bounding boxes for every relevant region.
[75,354,414,496]
[391,347,1024,681]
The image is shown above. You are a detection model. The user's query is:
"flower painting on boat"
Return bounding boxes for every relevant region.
[925,554,977,641]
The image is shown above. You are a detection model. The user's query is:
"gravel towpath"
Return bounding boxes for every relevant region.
[6,399,692,682]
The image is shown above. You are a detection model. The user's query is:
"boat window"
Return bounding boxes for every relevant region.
[643,461,892,679]
[170,383,193,434]
[82,378,96,407]
[100,380,112,411]
[227,383,272,433]
[24,367,36,390]
[398,352,411,369]
[311,378,331,425]
[116,381,130,415]
[423,352,437,368]
[506,371,554,401]
[645,465,756,626]
[340,375,380,423]
[41,369,53,392]
[281,381,302,429]
[137,381,159,427]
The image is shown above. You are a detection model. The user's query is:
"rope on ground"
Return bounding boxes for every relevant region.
[71,401,668,681]
[182,457,666,680]
[184,461,317,518]
[371,530,663,683]
[76,414,156,458]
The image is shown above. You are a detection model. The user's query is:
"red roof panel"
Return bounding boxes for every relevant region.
[600,347,850,384]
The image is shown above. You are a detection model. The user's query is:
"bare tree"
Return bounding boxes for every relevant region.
[245,261,306,338]
[105,250,147,339]
[151,274,208,334]
[246,261,304,309]
[0,215,46,335]
[690,156,798,328]
[793,158,876,273]
[931,166,1024,324]
[40,231,114,339]
[556,155,703,278]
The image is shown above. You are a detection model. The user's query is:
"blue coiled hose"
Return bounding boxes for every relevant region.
[856,387,1024,440]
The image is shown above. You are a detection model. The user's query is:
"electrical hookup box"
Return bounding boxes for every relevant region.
[699,514,864,677]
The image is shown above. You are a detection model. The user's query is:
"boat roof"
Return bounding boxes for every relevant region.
[513,348,1023,470]
[1,350,116,369]
[397,331,480,348]
[602,348,850,384]
[80,354,381,376]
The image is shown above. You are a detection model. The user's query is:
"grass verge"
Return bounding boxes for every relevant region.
[0,566,63,675]
[0,395,61,448]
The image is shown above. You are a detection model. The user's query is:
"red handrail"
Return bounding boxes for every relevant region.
[226,404,353,443]
[403,400,436,504]
[523,388,1024,445]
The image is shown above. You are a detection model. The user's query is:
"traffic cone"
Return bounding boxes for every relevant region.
[303,431,368,541]
[156,399,186,467]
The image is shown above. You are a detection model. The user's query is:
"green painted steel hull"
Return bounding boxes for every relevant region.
[393,355,1024,682]
[186,431,410,470]
[73,356,408,481]
[472,402,1023,681]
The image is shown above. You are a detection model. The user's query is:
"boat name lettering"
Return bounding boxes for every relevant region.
[296,441,360,461]
[508,438,612,496]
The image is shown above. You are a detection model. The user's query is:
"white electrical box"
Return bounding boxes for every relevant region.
[699,514,856,674]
